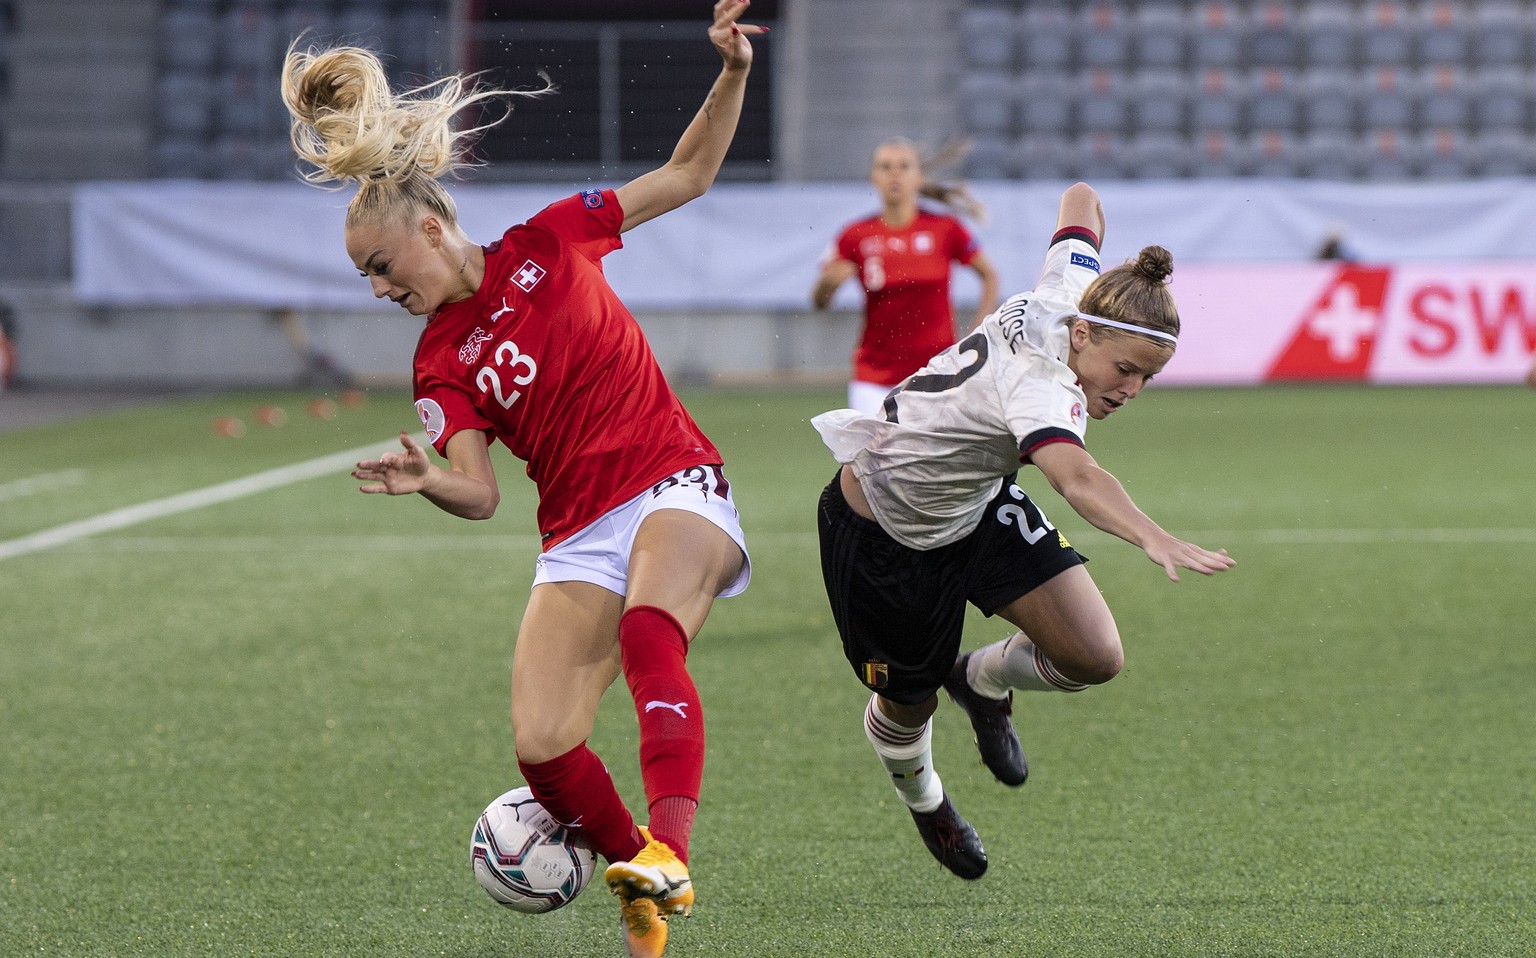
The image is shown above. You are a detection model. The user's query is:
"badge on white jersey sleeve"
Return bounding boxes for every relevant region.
[415,398,446,444]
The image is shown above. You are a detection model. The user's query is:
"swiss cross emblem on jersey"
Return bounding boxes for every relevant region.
[513,259,547,292]
[913,231,934,253]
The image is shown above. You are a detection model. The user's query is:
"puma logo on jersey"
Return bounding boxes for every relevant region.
[490,298,515,323]
[644,700,689,718]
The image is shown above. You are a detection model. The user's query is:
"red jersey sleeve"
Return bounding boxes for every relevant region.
[526,190,624,263]
[946,217,980,265]
[835,224,860,264]
[413,367,493,456]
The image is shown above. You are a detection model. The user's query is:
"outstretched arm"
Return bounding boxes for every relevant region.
[352,430,501,520]
[1030,441,1233,581]
[1057,181,1105,242]
[616,0,766,233]
[964,250,1001,330]
[812,258,858,309]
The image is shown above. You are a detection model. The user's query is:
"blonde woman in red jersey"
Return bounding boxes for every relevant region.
[812,139,1000,415]
[282,4,764,956]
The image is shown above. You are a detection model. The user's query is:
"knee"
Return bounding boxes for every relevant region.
[511,706,579,765]
[1055,633,1124,686]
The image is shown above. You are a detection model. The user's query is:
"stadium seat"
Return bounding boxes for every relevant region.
[221,3,281,71]
[213,68,267,136]
[1246,66,1300,134]
[1414,1,1470,66]
[1018,6,1072,72]
[1190,129,1242,178]
[1247,0,1299,68]
[1359,66,1412,131]
[1298,4,1354,69]
[1299,128,1358,180]
[212,133,264,180]
[1014,133,1075,181]
[1472,67,1529,134]
[1298,67,1358,134]
[152,136,208,179]
[1016,72,1074,138]
[394,7,446,76]
[1189,1,1243,69]
[156,68,215,137]
[1075,68,1129,135]
[964,135,1014,179]
[1358,1,1414,67]
[1130,5,1187,70]
[1072,131,1128,180]
[1416,65,1473,133]
[1127,68,1187,135]
[337,0,392,45]
[1075,2,1131,69]
[1413,128,1472,180]
[1475,128,1534,176]
[961,73,1014,137]
[1124,131,1190,179]
[960,6,1016,71]
[1361,127,1412,181]
[282,7,339,52]
[1189,67,1244,135]
[1470,1,1529,68]
[1243,128,1302,177]
[160,6,219,72]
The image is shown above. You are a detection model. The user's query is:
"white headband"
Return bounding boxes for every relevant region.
[1076,313,1179,344]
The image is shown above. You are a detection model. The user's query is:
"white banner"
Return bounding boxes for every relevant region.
[73,178,1536,310]
[70,180,1536,384]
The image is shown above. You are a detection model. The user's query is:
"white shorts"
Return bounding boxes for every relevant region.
[848,380,897,417]
[532,464,751,598]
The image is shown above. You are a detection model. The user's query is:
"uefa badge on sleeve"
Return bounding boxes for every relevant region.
[580,188,604,209]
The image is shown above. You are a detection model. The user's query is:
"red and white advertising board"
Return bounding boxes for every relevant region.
[1165,262,1536,385]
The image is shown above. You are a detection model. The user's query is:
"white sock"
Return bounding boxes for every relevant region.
[863,695,943,813]
[969,631,1090,697]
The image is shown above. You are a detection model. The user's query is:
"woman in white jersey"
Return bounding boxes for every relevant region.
[813,182,1234,878]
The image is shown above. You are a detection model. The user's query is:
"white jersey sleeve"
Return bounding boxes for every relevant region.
[811,233,1104,551]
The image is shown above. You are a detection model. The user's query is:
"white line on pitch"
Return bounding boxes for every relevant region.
[0,468,89,503]
[0,436,422,563]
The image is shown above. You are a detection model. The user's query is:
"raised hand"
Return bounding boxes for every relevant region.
[352,431,432,496]
[709,0,767,71]
[1143,533,1235,582]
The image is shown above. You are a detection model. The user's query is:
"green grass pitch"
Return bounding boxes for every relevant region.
[1,385,1533,957]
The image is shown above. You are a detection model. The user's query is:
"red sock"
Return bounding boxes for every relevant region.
[620,605,705,862]
[517,742,644,864]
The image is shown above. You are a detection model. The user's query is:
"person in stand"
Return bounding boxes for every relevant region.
[811,138,1000,415]
[281,3,764,955]
[813,181,1234,878]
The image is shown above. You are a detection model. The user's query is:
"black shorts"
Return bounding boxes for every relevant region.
[817,470,1087,705]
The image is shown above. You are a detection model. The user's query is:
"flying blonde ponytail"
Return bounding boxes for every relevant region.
[280,41,547,225]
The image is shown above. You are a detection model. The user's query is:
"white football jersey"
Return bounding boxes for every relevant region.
[813,234,1103,550]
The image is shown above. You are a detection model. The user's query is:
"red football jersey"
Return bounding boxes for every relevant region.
[834,210,980,386]
[412,189,721,549]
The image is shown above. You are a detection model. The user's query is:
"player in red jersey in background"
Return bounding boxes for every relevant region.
[812,138,1000,415]
[282,3,764,955]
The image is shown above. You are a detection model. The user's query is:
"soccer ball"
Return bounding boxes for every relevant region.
[470,786,596,914]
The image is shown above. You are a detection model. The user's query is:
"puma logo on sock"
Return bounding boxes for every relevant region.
[644,700,689,718]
